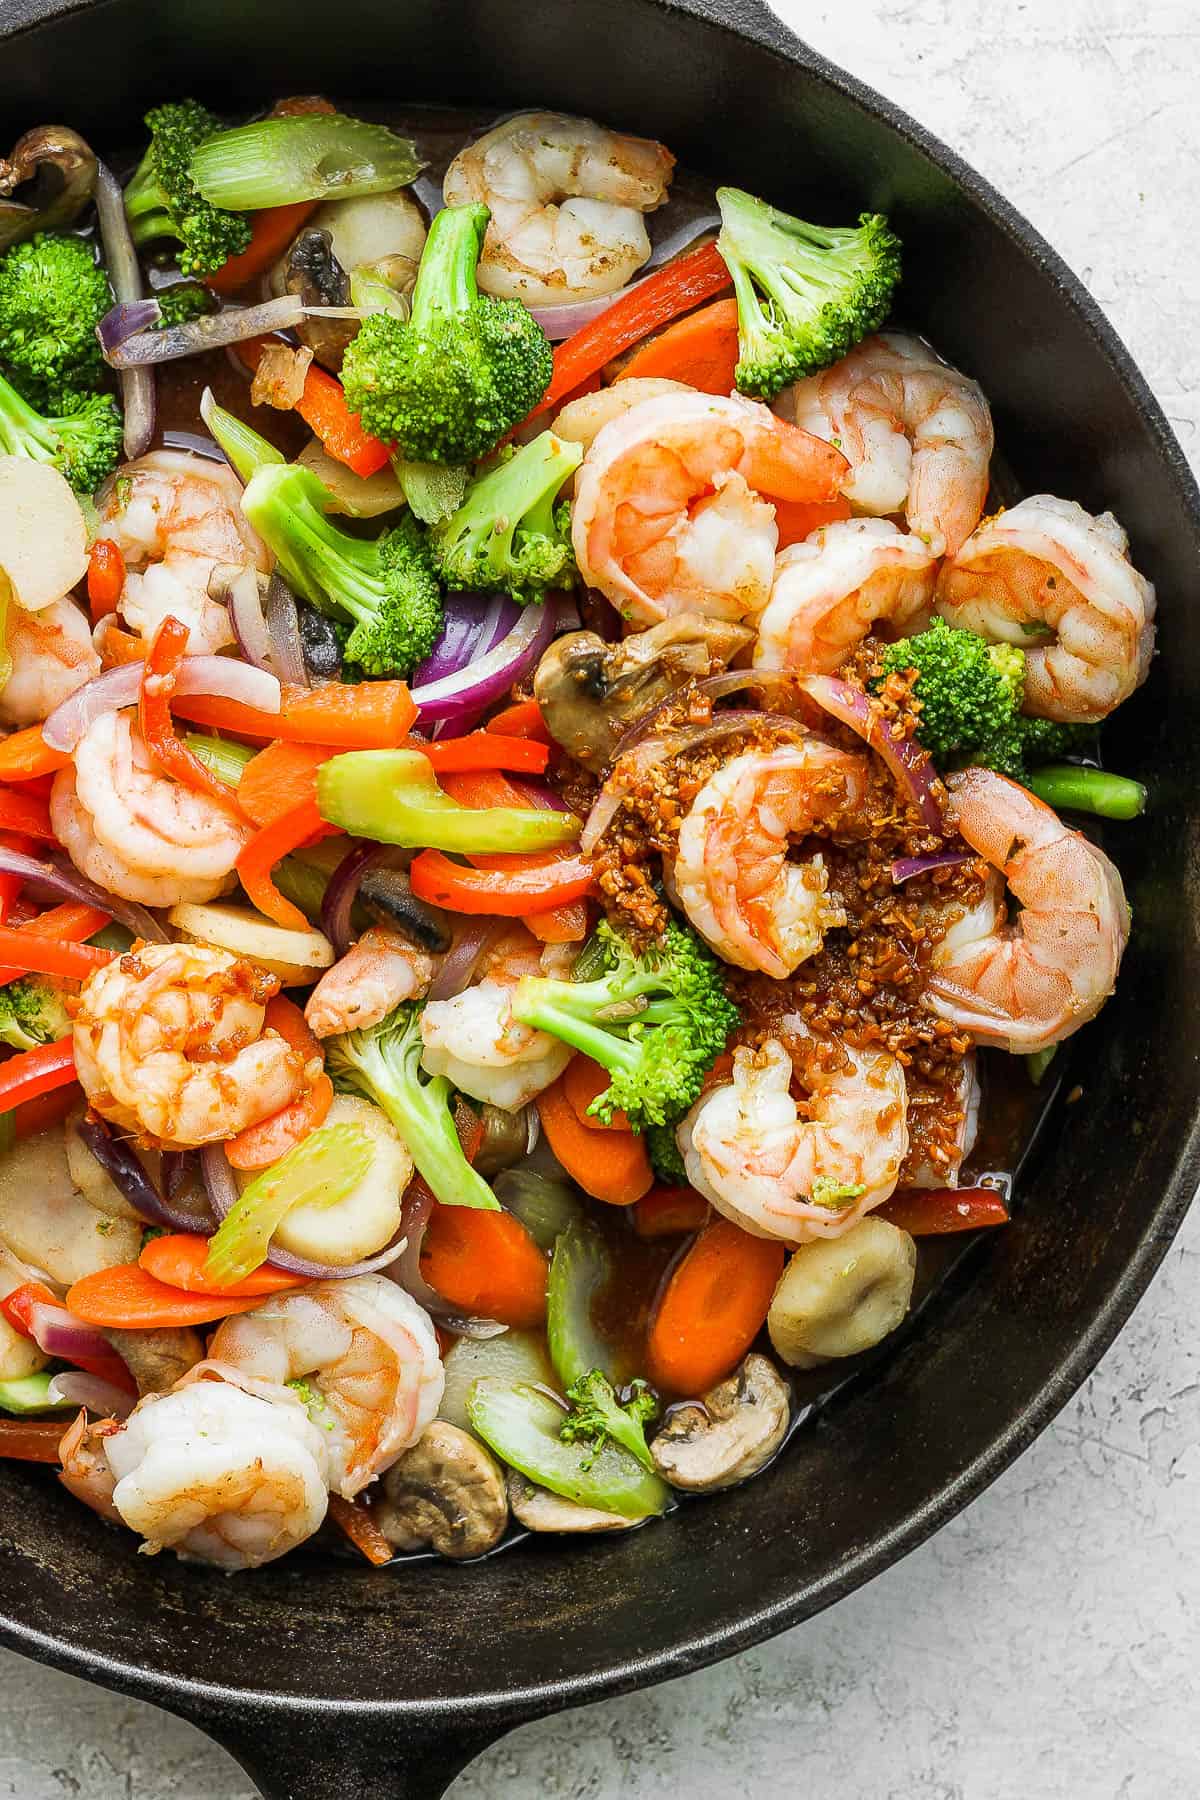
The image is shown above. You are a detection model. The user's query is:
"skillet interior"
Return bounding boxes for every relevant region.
[0,2,1197,1795]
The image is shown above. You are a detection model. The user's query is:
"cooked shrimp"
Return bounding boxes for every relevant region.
[96,450,270,653]
[776,332,993,557]
[935,494,1155,722]
[903,1052,980,1189]
[305,929,435,1039]
[206,1274,443,1499]
[573,391,848,625]
[680,1031,909,1244]
[101,1377,330,1569]
[754,518,939,674]
[58,1410,124,1526]
[674,741,868,978]
[0,596,99,728]
[51,710,250,907]
[442,111,674,305]
[419,927,573,1111]
[73,941,307,1148]
[926,768,1130,1053]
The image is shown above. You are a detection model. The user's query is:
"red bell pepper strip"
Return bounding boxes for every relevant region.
[0,1419,72,1461]
[486,698,553,743]
[236,797,337,932]
[173,680,417,748]
[524,239,732,425]
[0,786,54,842]
[410,849,594,915]
[876,1186,1011,1236]
[436,767,594,930]
[0,1038,78,1113]
[415,733,550,776]
[86,538,125,623]
[139,618,251,818]
[1,1281,136,1392]
[0,930,110,983]
[0,902,113,987]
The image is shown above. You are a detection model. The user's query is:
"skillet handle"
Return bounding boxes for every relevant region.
[190,1711,503,1800]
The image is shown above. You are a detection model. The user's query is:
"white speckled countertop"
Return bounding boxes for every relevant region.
[2,2,1197,1793]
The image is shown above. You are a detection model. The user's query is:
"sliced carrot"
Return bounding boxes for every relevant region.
[264,993,324,1061]
[526,898,590,944]
[633,1187,711,1239]
[420,1203,548,1328]
[327,1492,394,1566]
[562,1052,631,1132]
[66,1264,269,1328]
[616,296,741,394]
[486,698,553,744]
[237,740,340,829]
[771,495,853,550]
[535,1076,652,1206]
[225,1073,334,1171]
[86,538,125,622]
[0,727,70,784]
[646,1216,785,1395]
[415,733,551,776]
[174,680,417,748]
[139,1233,312,1295]
[206,200,319,296]
[236,797,338,932]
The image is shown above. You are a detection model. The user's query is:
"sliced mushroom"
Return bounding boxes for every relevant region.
[358,864,452,952]
[767,1216,917,1369]
[507,1470,647,1534]
[650,1354,789,1492]
[375,1421,509,1560]
[277,228,356,373]
[534,614,755,772]
[473,1103,534,1178]
[0,126,98,250]
[101,1327,204,1397]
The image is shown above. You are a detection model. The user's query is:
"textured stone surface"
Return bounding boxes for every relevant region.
[1,3,1196,1793]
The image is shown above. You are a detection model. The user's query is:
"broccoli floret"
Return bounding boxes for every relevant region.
[716,186,901,400]
[646,1121,688,1186]
[123,100,252,278]
[0,368,122,494]
[511,917,740,1133]
[153,281,217,329]
[430,432,581,605]
[241,461,442,678]
[0,232,111,404]
[877,617,1087,780]
[324,1002,498,1213]
[339,202,553,463]
[0,978,72,1052]
[559,1368,659,1472]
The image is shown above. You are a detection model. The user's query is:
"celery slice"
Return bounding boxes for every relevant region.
[191,116,424,211]
[204,1122,373,1287]
[316,748,579,852]
[0,1373,74,1415]
[468,1378,669,1518]
[546,1220,615,1389]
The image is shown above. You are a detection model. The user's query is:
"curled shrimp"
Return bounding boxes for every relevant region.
[59,1410,125,1525]
[776,332,994,557]
[572,391,848,626]
[680,1030,909,1244]
[0,596,99,728]
[754,518,939,674]
[926,768,1130,1054]
[50,711,250,907]
[419,927,574,1111]
[935,494,1155,723]
[305,929,435,1040]
[206,1274,444,1500]
[442,111,674,305]
[99,1377,330,1570]
[72,941,307,1148]
[673,740,868,978]
[96,450,270,652]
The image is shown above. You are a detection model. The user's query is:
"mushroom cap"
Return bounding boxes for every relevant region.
[650,1353,790,1492]
[376,1420,509,1560]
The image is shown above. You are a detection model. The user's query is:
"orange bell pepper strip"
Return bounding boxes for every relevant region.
[327,1492,395,1566]
[296,364,393,478]
[876,1186,1011,1236]
[524,239,733,426]
[486,698,553,743]
[237,740,340,829]
[646,1216,785,1394]
[98,623,149,668]
[236,796,337,933]
[0,1037,78,1113]
[526,899,589,944]
[535,1075,653,1206]
[415,733,551,776]
[206,201,319,296]
[0,727,70,784]
[66,1264,269,1329]
[139,1233,313,1295]
[139,617,250,818]
[615,296,741,394]
[0,785,55,841]
[420,1203,548,1328]
[86,538,125,622]
[173,680,417,748]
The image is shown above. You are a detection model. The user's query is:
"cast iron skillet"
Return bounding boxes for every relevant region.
[0,2,1197,1795]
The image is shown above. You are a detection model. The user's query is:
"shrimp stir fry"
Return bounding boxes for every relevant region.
[0,93,1154,1572]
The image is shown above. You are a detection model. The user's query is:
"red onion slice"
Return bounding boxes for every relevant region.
[0,845,168,943]
[412,593,500,689]
[93,163,155,459]
[264,573,309,689]
[47,1372,136,1420]
[427,918,503,1002]
[79,1118,212,1232]
[209,564,274,674]
[320,841,405,957]
[101,295,308,369]
[801,674,947,836]
[162,429,225,463]
[97,297,163,351]
[892,850,974,885]
[527,283,642,341]
[43,656,282,753]
[202,1142,410,1281]
[410,599,556,725]
[26,1300,119,1367]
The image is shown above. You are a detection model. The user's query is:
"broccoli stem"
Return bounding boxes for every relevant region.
[409,203,489,330]
[1026,1045,1059,1086]
[200,389,284,486]
[373,1057,497,1213]
[511,978,644,1083]
[183,733,256,788]
[1026,764,1146,820]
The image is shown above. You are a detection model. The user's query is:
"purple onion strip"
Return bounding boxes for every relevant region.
[410,598,553,727]
[891,850,974,885]
[77,1117,213,1233]
[0,845,167,943]
[93,163,155,459]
